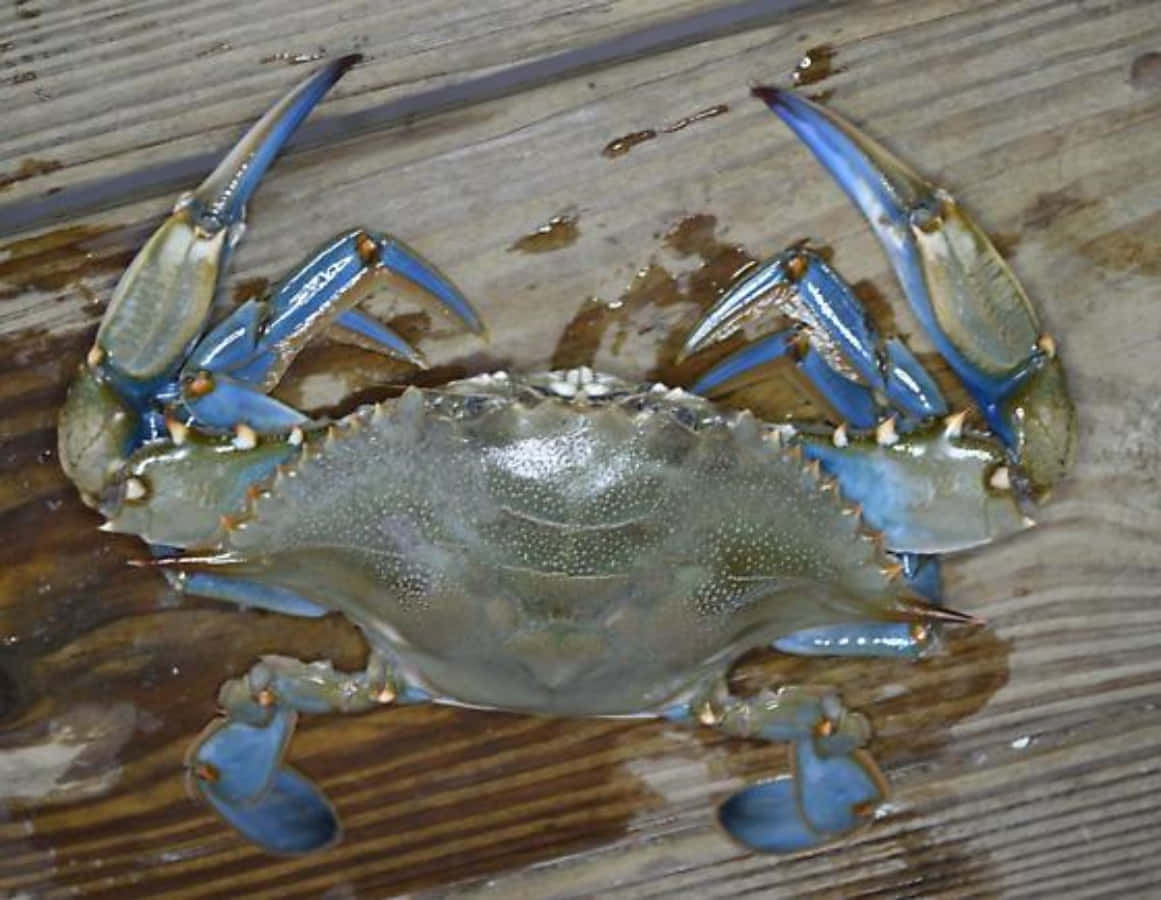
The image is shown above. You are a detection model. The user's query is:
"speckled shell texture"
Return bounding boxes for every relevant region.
[217,374,902,716]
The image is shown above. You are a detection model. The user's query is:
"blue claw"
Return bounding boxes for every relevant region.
[684,250,882,382]
[753,87,1067,466]
[774,621,930,659]
[691,327,879,429]
[718,776,825,854]
[189,55,362,233]
[67,58,362,497]
[187,230,386,394]
[684,247,945,426]
[794,737,885,836]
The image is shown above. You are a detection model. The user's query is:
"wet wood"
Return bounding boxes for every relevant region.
[2,0,1161,896]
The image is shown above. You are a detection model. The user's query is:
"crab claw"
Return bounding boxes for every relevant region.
[719,737,885,853]
[754,87,1075,491]
[95,55,361,386]
[60,57,361,497]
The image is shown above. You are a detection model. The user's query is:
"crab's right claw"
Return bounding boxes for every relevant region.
[755,87,1075,492]
[719,737,886,854]
[188,710,339,854]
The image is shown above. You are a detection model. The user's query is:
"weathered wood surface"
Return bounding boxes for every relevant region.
[2,0,1160,896]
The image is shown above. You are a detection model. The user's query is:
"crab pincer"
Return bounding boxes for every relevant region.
[59,54,484,497]
[754,87,1075,494]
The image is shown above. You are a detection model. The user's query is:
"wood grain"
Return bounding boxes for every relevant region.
[2,0,1160,896]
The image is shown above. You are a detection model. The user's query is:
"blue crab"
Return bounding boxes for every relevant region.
[58,56,1074,855]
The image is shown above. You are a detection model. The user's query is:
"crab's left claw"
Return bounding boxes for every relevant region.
[754,87,1075,492]
[719,736,886,854]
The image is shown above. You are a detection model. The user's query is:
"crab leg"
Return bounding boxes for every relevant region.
[690,326,880,428]
[62,56,486,499]
[674,682,886,853]
[899,551,943,604]
[96,56,361,391]
[60,57,361,497]
[684,249,946,422]
[773,620,935,660]
[178,229,482,432]
[756,87,1075,491]
[167,570,331,618]
[188,652,408,854]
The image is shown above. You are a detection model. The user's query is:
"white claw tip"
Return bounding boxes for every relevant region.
[989,465,1011,491]
[1022,515,1037,529]
[832,423,849,448]
[165,418,189,446]
[287,426,304,446]
[86,345,106,368]
[1037,334,1057,358]
[124,476,148,502]
[875,416,899,447]
[233,423,258,450]
[944,410,967,440]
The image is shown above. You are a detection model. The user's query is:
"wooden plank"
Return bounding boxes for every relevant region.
[2,0,1160,896]
[0,0,818,229]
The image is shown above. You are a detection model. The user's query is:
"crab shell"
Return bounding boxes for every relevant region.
[110,372,921,715]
